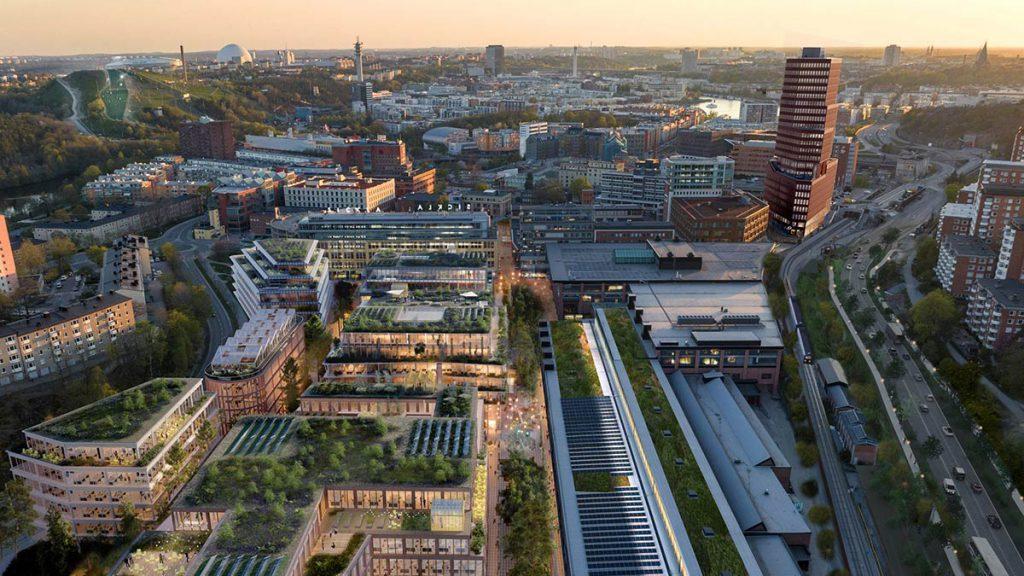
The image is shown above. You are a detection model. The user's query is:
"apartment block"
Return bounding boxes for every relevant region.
[936,235,998,297]
[0,215,17,295]
[937,203,975,241]
[0,293,136,387]
[966,279,1024,350]
[7,378,218,536]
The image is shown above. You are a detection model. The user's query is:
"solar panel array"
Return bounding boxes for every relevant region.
[577,488,667,575]
[224,417,294,456]
[561,397,632,474]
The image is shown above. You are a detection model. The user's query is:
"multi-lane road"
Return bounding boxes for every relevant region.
[839,201,1024,574]
[783,122,1024,574]
[152,215,240,373]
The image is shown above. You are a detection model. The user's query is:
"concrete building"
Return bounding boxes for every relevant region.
[283,176,395,212]
[661,154,735,207]
[681,48,699,73]
[485,44,505,75]
[179,117,235,161]
[7,378,218,536]
[882,44,902,67]
[107,234,151,319]
[895,154,929,182]
[765,48,842,239]
[286,211,496,279]
[729,140,776,178]
[995,218,1024,281]
[519,121,549,158]
[231,238,334,321]
[832,135,859,191]
[670,191,769,243]
[447,188,513,220]
[936,234,998,297]
[739,101,779,124]
[32,196,203,244]
[557,159,621,190]
[966,279,1024,350]
[204,308,305,431]
[598,159,668,220]
[971,170,1024,248]
[0,215,18,295]
[0,293,136,387]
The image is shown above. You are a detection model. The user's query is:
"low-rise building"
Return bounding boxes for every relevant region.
[283,176,395,212]
[936,234,998,297]
[231,238,334,321]
[670,191,769,243]
[7,378,218,536]
[447,188,513,220]
[0,293,136,387]
[32,196,203,244]
[966,279,1024,350]
[204,308,306,431]
[729,140,775,178]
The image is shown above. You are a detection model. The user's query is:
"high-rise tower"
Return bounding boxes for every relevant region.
[354,37,364,81]
[571,46,578,78]
[765,47,842,239]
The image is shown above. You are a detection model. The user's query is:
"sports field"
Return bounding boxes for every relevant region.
[101,69,129,120]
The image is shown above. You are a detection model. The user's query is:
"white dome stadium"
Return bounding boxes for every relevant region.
[216,43,253,66]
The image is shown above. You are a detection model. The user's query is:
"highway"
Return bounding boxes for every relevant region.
[151,215,240,374]
[840,199,1024,574]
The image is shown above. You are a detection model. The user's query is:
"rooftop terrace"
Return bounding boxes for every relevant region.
[31,379,196,442]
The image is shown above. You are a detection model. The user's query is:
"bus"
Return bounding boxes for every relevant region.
[970,536,1010,576]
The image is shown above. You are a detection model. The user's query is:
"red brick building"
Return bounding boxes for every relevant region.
[670,191,769,243]
[729,139,775,178]
[765,48,842,239]
[331,139,435,196]
[179,118,235,160]
[936,234,997,297]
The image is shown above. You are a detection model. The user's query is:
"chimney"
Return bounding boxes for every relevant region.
[180,45,188,83]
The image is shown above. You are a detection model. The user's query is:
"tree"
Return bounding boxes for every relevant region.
[808,505,833,525]
[45,506,74,574]
[14,242,45,276]
[78,366,114,404]
[568,177,590,201]
[85,245,106,267]
[910,290,959,344]
[118,502,141,539]
[882,228,900,244]
[160,242,181,273]
[282,357,301,412]
[0,479,37,556]
[796,441,819,467]
[921,435,944,458]
[533,178,566,204]
[817,528,836,559]
[800,479,819,497]
[45,237,77,274]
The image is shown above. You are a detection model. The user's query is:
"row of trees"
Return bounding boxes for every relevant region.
[498,452,554,576]
[506,285,544,392]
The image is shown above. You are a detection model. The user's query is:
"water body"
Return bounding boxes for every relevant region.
[695,97,743,119]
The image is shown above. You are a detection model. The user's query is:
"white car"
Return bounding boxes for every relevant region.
[943,478,957,496]
[942,426,954,437]
[846,264,853,270]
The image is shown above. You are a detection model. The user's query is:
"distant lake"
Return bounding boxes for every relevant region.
[696,97,743,119]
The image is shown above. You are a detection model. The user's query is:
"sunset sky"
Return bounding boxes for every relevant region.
[2,0,1021,56]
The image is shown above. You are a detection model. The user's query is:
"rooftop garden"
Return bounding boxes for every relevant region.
[36,379,191,442]
[573,471,630,493]
[305,534,365,576]
[368,252,485,268]
[187,417,470,555]
[551,321,602,398]
[604,308,747,576]
[343,305,491,334]
[258,238,314,263]
[306,381,434,398]
[437,386,472,418]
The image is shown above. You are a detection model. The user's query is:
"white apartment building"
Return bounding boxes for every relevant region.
[283,177,395,212]
[519,122,549,158]
[661,154,735,215]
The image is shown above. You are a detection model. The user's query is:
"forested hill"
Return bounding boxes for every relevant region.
[899,101,1024,156]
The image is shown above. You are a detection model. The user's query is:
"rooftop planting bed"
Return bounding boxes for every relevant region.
[343,305,491,334]
[258,238,314,262]
[551,321,602,398]
[35,379,192,442]
[604,308,747,576]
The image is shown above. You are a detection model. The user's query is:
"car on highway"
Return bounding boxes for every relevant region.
[846,264,853,270]
[987,514,1002,529]
[971,482,984,494]
[919,404,930,413]
[861,288,867,293]
[859,274,865,279]
[943,478,957,496]
[926,393,935,401]
[942,426,955,437]
[915,374,923,382]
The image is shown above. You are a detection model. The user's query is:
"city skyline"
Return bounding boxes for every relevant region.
[3,0,1024,56]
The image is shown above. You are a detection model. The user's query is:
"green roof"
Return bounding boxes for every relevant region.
[259,238,314,263]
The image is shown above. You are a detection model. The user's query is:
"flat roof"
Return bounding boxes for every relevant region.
[671,192,768,220]
[209,309,297,371]
[546,241,768,283]
[815,358,847,387]
[942,234,995,259]
[976,278,1024,310]
[631,282,783,349]
[0,292,132,338]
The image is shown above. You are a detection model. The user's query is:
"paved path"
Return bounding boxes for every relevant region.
[56,76,94,136]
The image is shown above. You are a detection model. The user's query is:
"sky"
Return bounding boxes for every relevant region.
[2,0,1022,56]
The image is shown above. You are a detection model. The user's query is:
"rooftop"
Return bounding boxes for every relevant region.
[976,278,1024,310]
[942,234,996,259]
[546,241,768,283]
[207,309,299,377]
[31,378,197,442]
[0,292,133,338]
[258,238,316,264]
[631,281,783,349]
[671,191,768,220]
